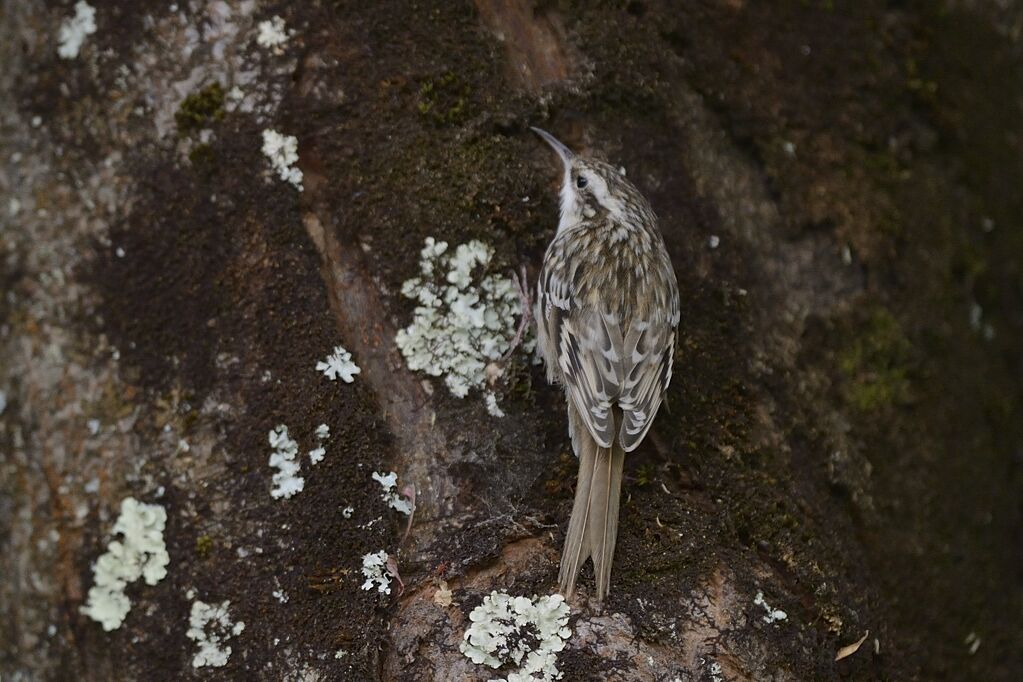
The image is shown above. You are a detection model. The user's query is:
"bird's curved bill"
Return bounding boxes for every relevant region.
[530,127,574,166]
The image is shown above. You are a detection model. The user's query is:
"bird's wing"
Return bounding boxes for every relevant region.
[538,239,618,449]
[538,229,679,452]
[617,254,680,452]
[617,321,675,451]
[557,307,624,449]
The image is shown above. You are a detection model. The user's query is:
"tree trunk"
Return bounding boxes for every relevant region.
[2,1,1021,680]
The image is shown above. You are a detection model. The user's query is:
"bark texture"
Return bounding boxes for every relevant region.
[2,1,1022,680]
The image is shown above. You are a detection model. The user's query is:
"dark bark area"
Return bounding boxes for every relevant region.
[2,1,1021,680]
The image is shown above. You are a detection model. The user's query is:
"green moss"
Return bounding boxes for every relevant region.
[634,463,655,487]
[195,534,214,557]
[837,308,912,410]
[175,83,225,135]
[188,143,217,172]
[416,72,471,126]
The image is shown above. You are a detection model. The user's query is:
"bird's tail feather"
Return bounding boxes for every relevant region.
[559,429,625,601]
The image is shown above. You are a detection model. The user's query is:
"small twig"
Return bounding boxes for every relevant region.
[502,265,534,361]
[465,498,559,536]
[401,484,416,545]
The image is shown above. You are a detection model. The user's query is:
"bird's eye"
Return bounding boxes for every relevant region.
[576,175,588,189]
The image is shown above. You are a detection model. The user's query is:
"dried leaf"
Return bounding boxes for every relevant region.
[835,630,869,661]
[385,555,405,597]
[433,580,453,607]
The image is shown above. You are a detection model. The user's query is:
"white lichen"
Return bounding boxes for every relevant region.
[753,590,788,624]
[342,505,354,518]
[461,591,571,682]
[309,422,329,463]
[371,471,412,515]
[485,391,506,418]
[81,497,170,631]
[268,424,304,499]
[360,550,391,595]
[395,238,526,401]
[316,345,361,383]
[57,1,97,60]
[186,599,245,668]
[256,15,291,52]
[261,129,303,190]
[359,516,382,530]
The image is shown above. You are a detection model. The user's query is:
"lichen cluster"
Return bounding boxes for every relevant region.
[360,550,392,595]
[371,471,412,515]
[57,1,96,60]
[460,591,572,682]
[268,424,304,499]
[316,345,361,383]
[261,129,304,190]
[395,238,525,403]
[80,498,170,632]
[186,599,245,668]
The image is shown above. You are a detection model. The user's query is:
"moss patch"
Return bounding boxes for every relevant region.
[416,72,472,126]
[194,534,214,558]
[175,83,225,135]
[837,307,913,411]
[187,143,216,173]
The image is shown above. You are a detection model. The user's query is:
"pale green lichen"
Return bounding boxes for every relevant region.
[753,590,788,624]
[81,497,170,631]
[316,345,360,383]
[57,1,97,60]
[268,424,304,499]
[460,591,572,682]
[261,129,304,190]
[395,238,526,404]
[361,550,392,594]
[371,471,412,515]
[256,16,291,52]
[186,599,245,668]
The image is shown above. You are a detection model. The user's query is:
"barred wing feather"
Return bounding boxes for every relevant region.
[538,250,678,452]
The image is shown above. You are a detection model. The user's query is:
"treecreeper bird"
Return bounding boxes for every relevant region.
[532,127,680,601]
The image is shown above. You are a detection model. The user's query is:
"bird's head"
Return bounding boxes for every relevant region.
[531,127,650,235]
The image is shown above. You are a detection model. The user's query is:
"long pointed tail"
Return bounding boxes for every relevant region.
[558,429,625,601]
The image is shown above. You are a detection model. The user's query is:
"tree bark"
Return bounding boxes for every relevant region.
[2,1,1021,680]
